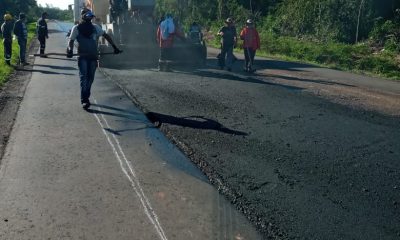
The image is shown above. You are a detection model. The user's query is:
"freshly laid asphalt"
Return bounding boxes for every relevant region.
[0,22,261,239]
[101,31,400,239]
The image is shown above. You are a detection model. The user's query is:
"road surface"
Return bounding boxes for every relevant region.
[101,27,400,239]
[0,22,260,239]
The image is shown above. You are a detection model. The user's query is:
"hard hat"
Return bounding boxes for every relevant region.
[81,9,95,21]
[225,18,233,23]
[81,8,89,15]
[3,14,12,21]
[246,19,254,25]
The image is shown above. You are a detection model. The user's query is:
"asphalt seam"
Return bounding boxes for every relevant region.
[92,99,168,240]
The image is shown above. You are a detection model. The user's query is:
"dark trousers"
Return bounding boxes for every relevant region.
[159,47,173,70]
[17,38,27,64]
[3,38,12,64]
[78,58,97,103]
[218,44,234,68]
[244,48,256,69]
[38,36,46,54]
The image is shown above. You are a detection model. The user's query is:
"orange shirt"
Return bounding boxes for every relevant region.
[240,27,260,50]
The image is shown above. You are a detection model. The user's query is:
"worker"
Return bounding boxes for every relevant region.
[13,13,29,66]
[67,9,122,110]
[188,22,203,43]
[218,18,237,71]
[109,0,127,24]
[37,12,49,57]
[66,21,80,38]
[1,13,13,65]
[240,19,260,73]
[156,14,184,71]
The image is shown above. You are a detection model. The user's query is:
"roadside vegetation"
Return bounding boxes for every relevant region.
[0,1,72,87]
[157,0,400,80]
[0,23,36,86]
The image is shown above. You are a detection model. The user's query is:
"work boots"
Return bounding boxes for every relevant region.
[158,62,171,72]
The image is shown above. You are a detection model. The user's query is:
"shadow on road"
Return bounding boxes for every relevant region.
[188,69,304,91]
[205,55,317,72]
[34,64,77,71]
[44,56,77,61]
[87,104,155,135]
[16,68,75,75]
[91,103,140,115]
[264,73,355,87]
[48,29,66,34]
[145,112,248,136]
[87,108,143,122]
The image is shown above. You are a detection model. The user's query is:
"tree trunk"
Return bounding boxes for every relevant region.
[355,0,365,44]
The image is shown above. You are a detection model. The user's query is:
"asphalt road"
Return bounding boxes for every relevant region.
[0,22,260,239]
[102,40,400,238]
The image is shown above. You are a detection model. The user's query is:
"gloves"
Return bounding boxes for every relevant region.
[66,48,73,58]
[113,47,122,54]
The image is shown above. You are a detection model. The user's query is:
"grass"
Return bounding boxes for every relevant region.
[206,28,400,80]
[0,23,36,87]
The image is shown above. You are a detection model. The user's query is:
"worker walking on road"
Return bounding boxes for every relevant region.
[157,14,184,72]
[13,13,29,66]
[218,18,237,71]
[1,14,14,65]
[37,12,49,57]
[240,19,260,73]
[67,9,122,110]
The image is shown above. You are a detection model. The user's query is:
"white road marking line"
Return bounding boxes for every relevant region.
[92,100,168,240]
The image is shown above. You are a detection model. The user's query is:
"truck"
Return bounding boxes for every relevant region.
[73,0,207,67]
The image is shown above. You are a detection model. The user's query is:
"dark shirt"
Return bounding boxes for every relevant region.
[14,20,28,39]
[1,21,14,39]
[219,26,237,46]
[37,18,48,37]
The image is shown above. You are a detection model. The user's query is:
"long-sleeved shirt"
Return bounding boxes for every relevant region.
[13,19,28,40]
[36,17,48,38]
[1,21,14,39]
[240,27,260,50]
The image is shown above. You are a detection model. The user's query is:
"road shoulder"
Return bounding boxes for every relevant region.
[0,39,38,163]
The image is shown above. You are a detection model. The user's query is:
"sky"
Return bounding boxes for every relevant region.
[37,0,73,10]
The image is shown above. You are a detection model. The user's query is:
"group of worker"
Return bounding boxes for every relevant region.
[2,9,259,110]
[156,15,260,73]
[218,17,260,73]
[1,12,49,66]
[1,9,121,111]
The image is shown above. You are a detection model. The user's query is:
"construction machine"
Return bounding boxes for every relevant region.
[73,0,207,67]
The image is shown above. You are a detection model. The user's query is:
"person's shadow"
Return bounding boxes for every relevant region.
[145,112,247,136]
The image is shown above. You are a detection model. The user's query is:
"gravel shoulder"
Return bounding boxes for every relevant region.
[0,40,38,162]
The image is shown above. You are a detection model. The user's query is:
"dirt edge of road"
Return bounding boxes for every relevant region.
[100,69,283,239]
[0,40,39,165]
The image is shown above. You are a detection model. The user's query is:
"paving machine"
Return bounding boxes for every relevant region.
[74,0,207,67]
